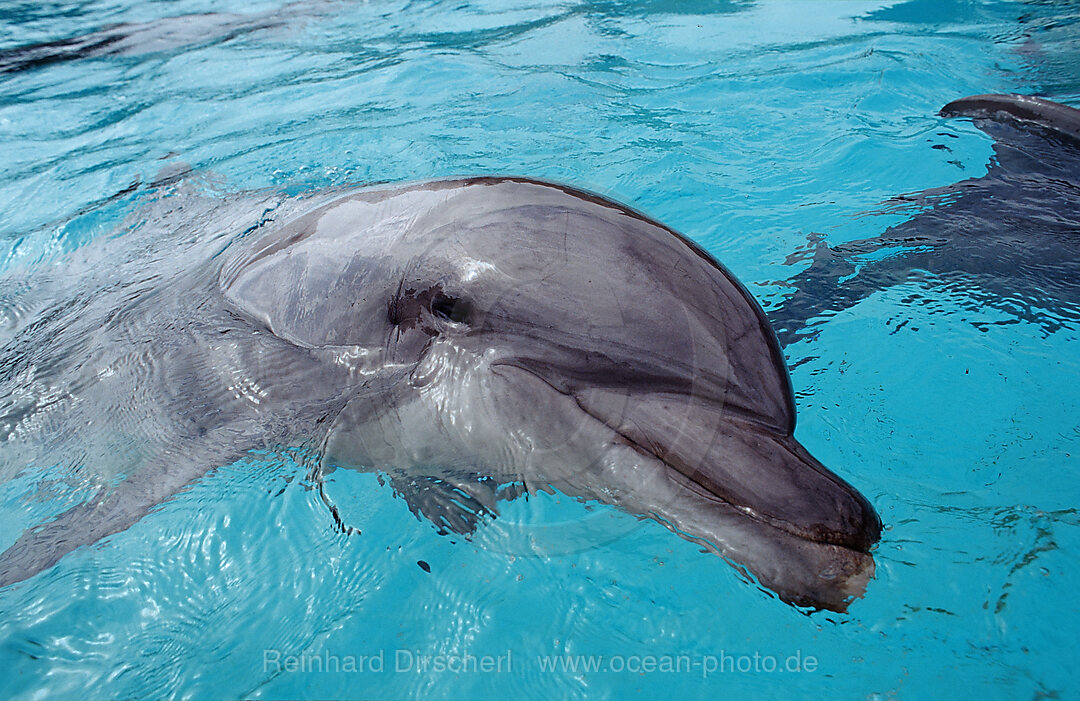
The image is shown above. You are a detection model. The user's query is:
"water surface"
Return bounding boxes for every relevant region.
[1,1,1078,698]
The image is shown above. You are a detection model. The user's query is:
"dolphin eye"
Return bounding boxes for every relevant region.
[431,293,470,325]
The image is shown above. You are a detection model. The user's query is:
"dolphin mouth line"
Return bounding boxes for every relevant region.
[660,460,874,556]
[613,430,874,555]
[489,359,874,555]
[563,390,878,554]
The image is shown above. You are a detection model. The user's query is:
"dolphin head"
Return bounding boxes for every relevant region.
[222,177,882,611]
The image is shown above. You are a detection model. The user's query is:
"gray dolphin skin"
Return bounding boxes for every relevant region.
[772,94,1080,347]
[939,93,1080,142]
[0,176,882,611]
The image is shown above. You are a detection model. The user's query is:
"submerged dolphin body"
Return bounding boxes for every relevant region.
[772,94,1080,347]
[0,177,881,611]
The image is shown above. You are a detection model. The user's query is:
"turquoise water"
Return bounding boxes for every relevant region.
[1,0,1079,698]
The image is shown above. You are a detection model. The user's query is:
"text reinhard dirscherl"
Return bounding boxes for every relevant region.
[262,648,819,678]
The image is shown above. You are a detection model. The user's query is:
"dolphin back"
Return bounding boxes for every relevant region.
[941,93,1080,144]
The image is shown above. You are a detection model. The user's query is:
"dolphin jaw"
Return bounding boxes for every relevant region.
[643,435,879,556]
[662,466,877,612]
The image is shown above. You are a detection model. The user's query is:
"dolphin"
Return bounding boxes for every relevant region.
[0,176,881,611]
[771,94,1080,347]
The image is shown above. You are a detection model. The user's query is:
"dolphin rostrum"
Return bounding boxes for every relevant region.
[0,176,882,611]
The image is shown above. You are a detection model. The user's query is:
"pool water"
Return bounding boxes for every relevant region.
[1,0,1078,698]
